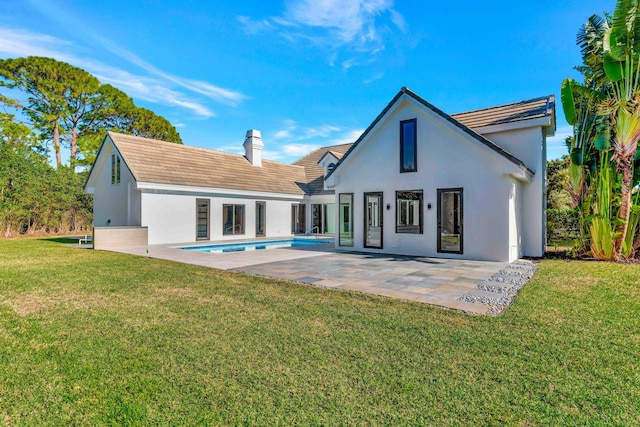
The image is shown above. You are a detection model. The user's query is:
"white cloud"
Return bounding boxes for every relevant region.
[330,128,364,145]
[258,120,363,161]
[270,120,342,142]
[282,143,321,156]
[363,71,384,84]
[238,0,405,65]
[0,27,244,117]
[274,129,293,139]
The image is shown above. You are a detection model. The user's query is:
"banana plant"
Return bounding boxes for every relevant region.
[600,0,640,259]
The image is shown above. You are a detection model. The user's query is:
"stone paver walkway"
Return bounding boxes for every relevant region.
[232,252,537,315]
[111,242,537,315]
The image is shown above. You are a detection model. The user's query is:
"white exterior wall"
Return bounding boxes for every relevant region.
[508,180,525,262]
[91,139,141,228]
[332,99,517,262]
[141,192,296,245]
[483,127,546,257]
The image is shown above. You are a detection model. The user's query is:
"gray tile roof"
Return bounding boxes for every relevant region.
[452,95,555,129]
[107,132,308,195]
[292,143,353,195]
[93,90,554,197]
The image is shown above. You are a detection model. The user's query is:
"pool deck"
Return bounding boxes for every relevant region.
[111,240,536,315]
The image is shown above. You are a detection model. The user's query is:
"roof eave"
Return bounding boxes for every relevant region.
[469,116,554,136]
[135,181,306,199]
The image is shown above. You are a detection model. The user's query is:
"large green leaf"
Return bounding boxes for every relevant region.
[594,125,612,150]
[561,79,577,125]
[570,147,584,165]
[604,53,624,82]
[610,0,640,56]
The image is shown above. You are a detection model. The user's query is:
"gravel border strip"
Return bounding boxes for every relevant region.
[457,260,539,316]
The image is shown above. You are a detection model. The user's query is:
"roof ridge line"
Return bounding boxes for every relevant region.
[451,95,554,117]
[107,131,305,168]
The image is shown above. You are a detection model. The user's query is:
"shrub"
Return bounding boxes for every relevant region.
[547,208,580,243]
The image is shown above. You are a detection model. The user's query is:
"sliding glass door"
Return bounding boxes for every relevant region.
[291,204,305,234]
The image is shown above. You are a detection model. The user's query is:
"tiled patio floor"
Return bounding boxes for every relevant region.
[113,241,535,315]
[232,252,511,314]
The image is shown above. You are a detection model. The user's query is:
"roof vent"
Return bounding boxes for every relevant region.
[243,129,264,167]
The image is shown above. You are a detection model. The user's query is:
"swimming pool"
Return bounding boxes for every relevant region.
[178,238,332,253]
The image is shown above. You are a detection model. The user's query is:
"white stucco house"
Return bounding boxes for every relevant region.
[85,87,555,262]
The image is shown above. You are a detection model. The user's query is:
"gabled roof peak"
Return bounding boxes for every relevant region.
[326,87,545,179]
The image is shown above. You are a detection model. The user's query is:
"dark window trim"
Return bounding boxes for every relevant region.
[363,191,384,249]
[223,203,246,236]
[291,203,306,234]
[395,190,423,234]
[196,198,210,241]
[111,153,121,185]
[256,201,266,237]
[437,188,463,254]
[338,193,354,247]
[400,118,417,173]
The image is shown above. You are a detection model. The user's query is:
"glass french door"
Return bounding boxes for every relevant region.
[291,204,305,234]
[256,201,266,237]
[437,188,463,254]
[364,192,383,248]
[339,194,353,246]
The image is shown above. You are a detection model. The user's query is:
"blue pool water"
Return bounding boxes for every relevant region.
[178,238,332,253]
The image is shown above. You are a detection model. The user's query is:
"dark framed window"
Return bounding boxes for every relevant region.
[400,118,417,173]
[396,190,423,234]
[256,201,266,237]
[339,193,354,246]
[111,153,121,184]
[223,204,245,235]
[291,204,305,234]
[196,199,210,240]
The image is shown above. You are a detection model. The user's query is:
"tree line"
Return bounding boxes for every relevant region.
[0,56,182,237]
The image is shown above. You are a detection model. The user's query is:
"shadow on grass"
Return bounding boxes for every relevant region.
[38,236,86,245]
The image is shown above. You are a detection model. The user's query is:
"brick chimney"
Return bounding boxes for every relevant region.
[243,129,263,167]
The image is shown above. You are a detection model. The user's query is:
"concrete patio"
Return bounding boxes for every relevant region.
[111,241,537,315]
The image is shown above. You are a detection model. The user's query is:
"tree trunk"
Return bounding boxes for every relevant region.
[53,121,62,168]
[614,154,633,260]
[70,123,77,172]
[633,231,640,258]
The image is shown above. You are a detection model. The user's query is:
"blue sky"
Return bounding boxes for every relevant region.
[0,0,612,163]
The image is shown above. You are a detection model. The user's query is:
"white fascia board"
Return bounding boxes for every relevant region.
[471,117,553,136]
[136,182,305,201]
[504,169,533,183]
[317,151,339,166]
[84,134,114,193]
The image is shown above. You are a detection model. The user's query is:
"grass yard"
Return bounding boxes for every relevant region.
[0,238,638,425]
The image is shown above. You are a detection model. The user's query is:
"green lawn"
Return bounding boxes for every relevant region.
[0,238,638,425]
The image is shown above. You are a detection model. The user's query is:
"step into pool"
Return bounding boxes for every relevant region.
[178,238,332,253]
